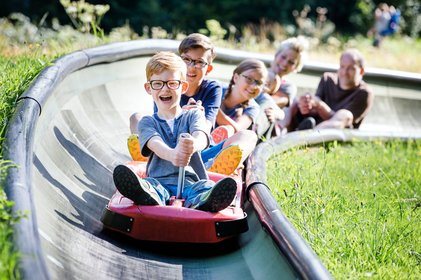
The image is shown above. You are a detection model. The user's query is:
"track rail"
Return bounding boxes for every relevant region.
[4,39,420,279]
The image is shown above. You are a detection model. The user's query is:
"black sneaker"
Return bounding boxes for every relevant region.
[195,177,237,212]
[113,165,163,206]
[297,117,316,131]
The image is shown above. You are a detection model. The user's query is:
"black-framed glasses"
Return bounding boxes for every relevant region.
[181,56,208,69]
[149,80,183,90]
[241,74,264,87]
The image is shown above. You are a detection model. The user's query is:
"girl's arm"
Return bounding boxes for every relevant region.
[216,109,239,132]
[271,92,290,108]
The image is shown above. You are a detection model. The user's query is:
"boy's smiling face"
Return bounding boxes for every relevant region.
[180,48,213,96]
[144,70,188,117]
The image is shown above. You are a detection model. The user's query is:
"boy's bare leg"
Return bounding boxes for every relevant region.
[128,112,148,161]
[129,112,143,134]
[222,130,257,164]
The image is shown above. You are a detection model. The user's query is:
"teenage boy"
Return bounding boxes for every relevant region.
[114,51,237,212]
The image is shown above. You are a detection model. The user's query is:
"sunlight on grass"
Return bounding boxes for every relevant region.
[0,54,51,280]
[0,14,419,278]
[0,53,53,145]
[308,36,421,73]
[267,140,421,279]
[0,160,24,280]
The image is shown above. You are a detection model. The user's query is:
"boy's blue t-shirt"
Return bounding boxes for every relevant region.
[154,79,222,129]
[138,109,209,187]
[220,86,260,125]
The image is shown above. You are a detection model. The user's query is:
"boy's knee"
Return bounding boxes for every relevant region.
[223,130,257,150]
[129,112,143,134]
[238,130,258,143]
[130,112,142,123]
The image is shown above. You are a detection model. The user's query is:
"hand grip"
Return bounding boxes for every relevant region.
[176,133,190,199]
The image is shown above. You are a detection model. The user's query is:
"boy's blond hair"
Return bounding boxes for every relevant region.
[146,51,187,80]
[274,37,307,73]
[178,33,216,63]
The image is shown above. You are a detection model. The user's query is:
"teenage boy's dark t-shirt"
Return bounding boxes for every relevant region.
[154,80,222,129]
[180,80,222,129]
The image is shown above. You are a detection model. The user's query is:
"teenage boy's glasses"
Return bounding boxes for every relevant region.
[181,56,208,69]
[241,74,264,87]
[149,80,183,90]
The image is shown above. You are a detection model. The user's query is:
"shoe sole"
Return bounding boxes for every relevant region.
[197,177,237,212]
[113,165,159,205]
[127,134,148,161]
[208,145,242,175]
[211,126,229,144]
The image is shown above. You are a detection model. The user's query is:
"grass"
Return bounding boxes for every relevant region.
[0,171,21,280]
[267,140,421,279]
[0,19,420,279]
[0,53,53,280]
[306,36,421,73]
[0,54,52,140]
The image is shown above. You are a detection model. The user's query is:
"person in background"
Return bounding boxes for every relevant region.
[257,37,307,136]
[367,3,399,47]
[253,69,284,138]
[269,37,307,109]
[202,59,267,170]
[379,5,400,41]
[279,48,374,131]
[216,59,268,133]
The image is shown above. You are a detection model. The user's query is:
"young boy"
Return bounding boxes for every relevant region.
[129,33,248,176]
[114,51,237,212]
[129,33,221,135]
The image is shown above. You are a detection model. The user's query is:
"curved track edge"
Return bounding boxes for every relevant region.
[4,39,420,279]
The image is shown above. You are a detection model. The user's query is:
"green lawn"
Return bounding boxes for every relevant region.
[0,54,52,280]
[0,21,420,279]
[306,36,421,73]
[267,140,421,279]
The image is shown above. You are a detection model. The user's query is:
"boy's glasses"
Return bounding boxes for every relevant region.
[241,74,264,87]
[149,80,183,90]
[181,56,208,69]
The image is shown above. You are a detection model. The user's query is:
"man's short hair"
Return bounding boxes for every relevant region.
[341,48,365,69]
[178,33,216,63]
[146,51,187,81]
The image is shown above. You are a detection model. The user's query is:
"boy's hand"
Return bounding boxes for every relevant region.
[172,133,195,167]
[182,98,204,111]
[264,107,276,123]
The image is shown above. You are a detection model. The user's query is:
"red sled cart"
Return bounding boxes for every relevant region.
[101,154,248,243]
